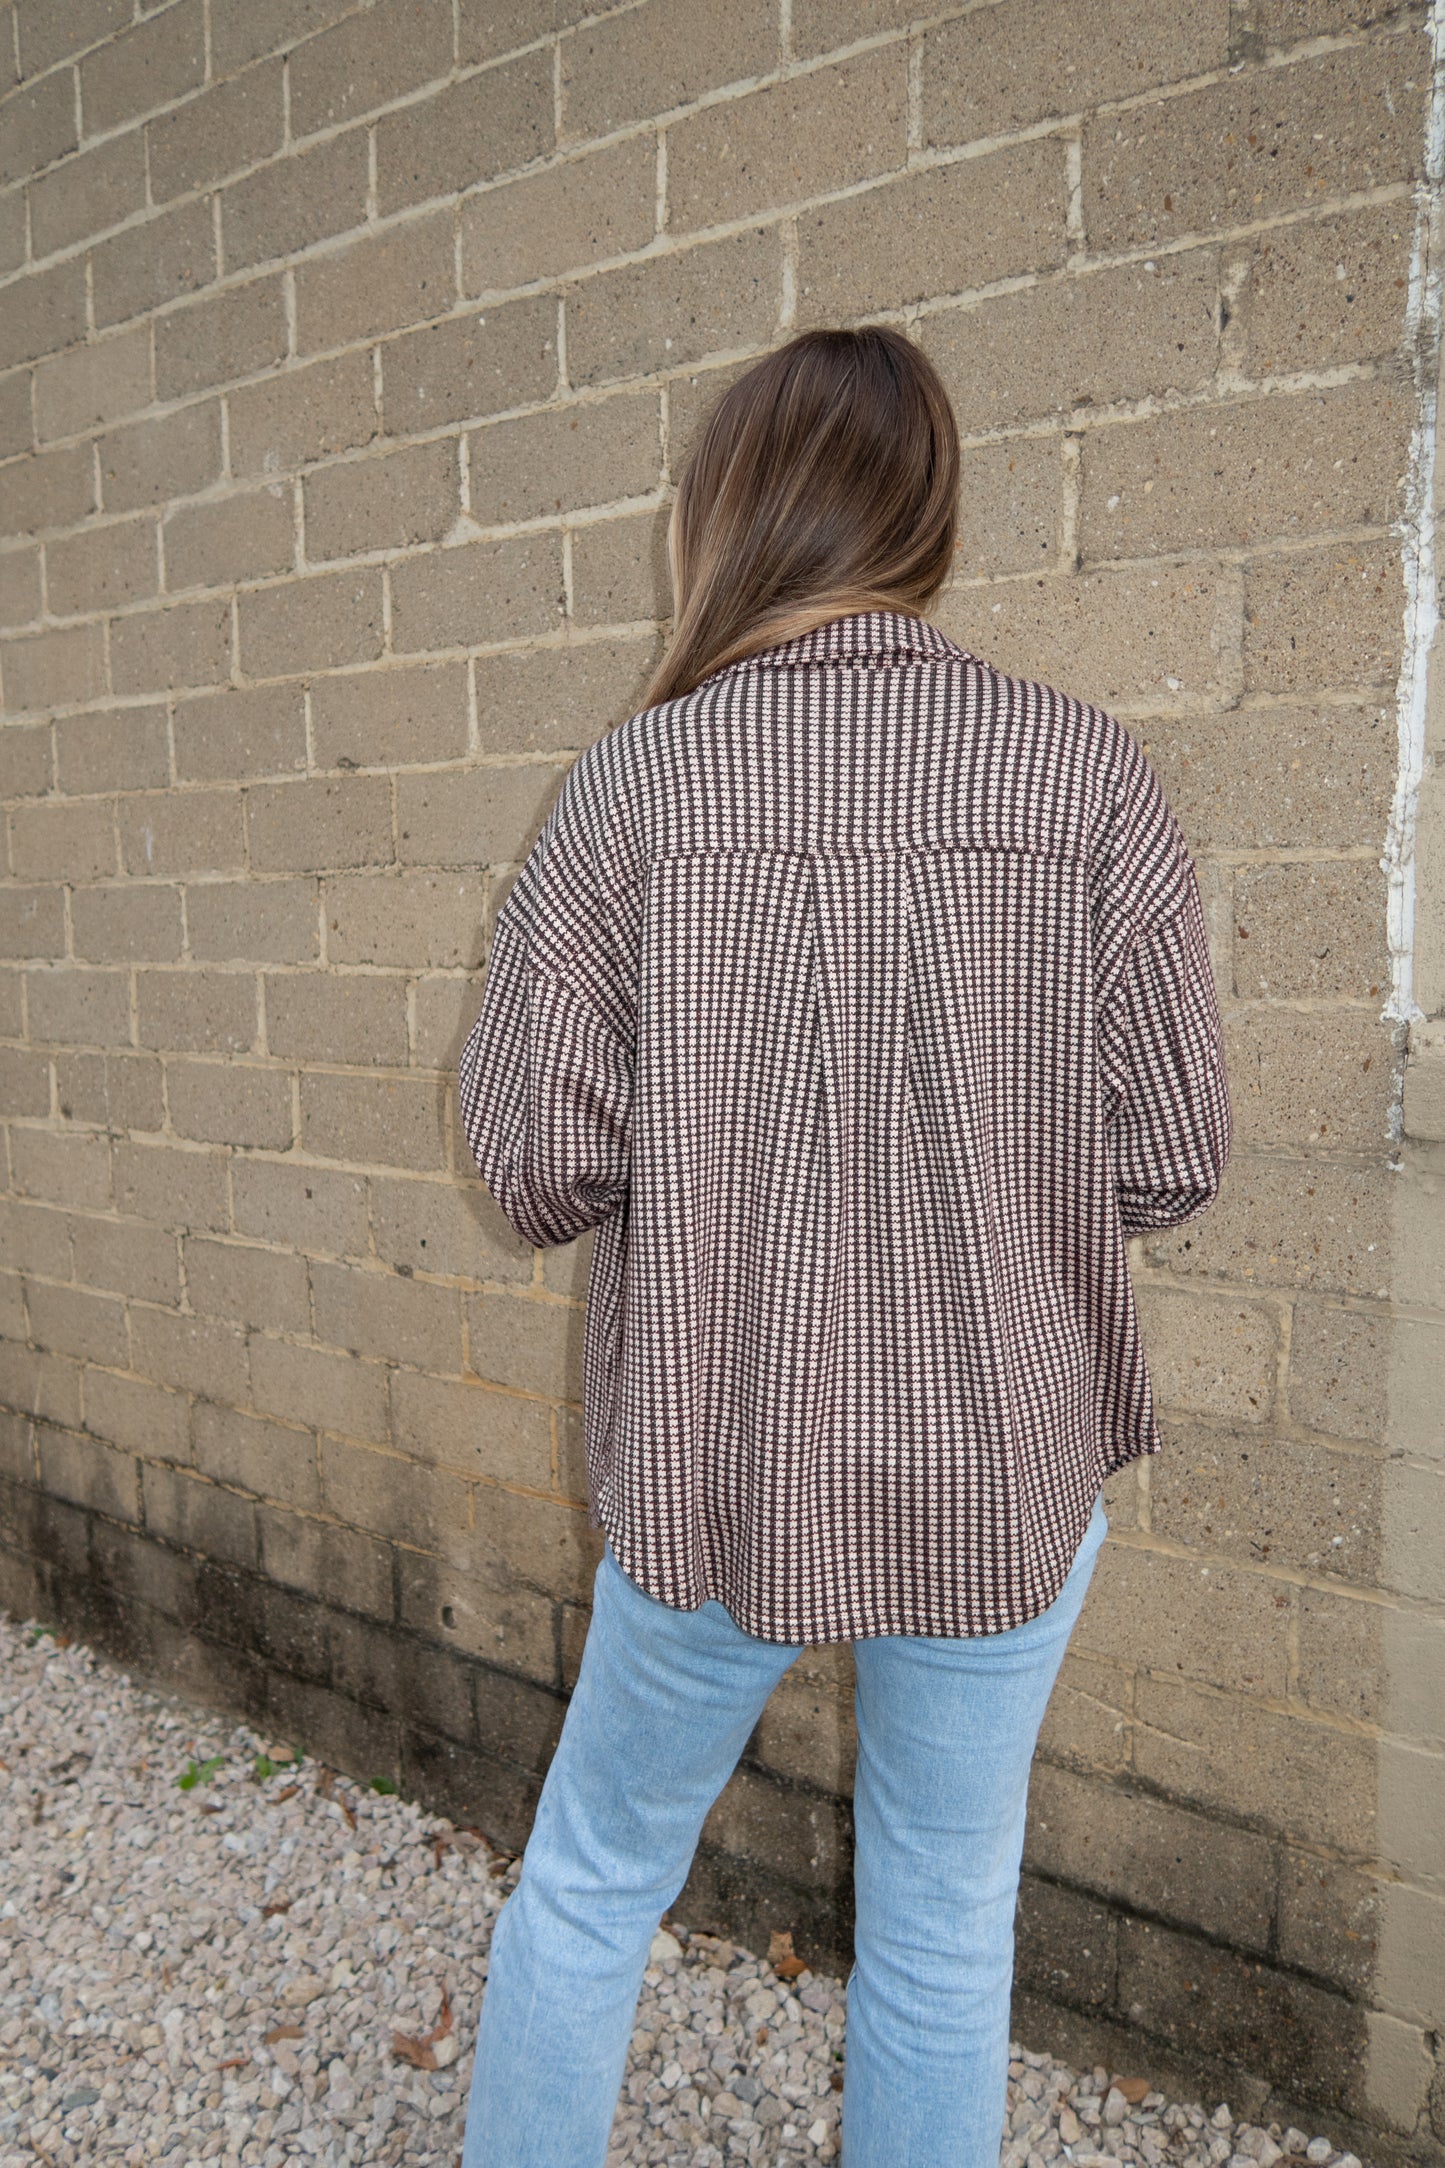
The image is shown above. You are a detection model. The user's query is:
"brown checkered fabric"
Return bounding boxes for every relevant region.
[458,610,1232,1643]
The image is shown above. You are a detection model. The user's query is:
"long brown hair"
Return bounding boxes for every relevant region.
[641,325,960,710]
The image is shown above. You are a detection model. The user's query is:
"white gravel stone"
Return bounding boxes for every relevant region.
[0,1613,1364,2168]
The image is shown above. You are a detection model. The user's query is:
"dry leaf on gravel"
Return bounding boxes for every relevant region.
[391,2030,439,2071]
[768,1928,807,1980]
[392,1987,454,2071]
[430,1827,486,1868]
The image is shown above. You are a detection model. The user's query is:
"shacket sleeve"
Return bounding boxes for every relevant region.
[457,754,635,1251]
[1096,859,1233,1238]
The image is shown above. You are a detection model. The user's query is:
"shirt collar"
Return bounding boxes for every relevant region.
[703,608,977,683]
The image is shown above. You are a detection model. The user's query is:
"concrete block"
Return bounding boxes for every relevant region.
[795,142,1067,324]
[83,1365,190,1462]
[0,443,95,534]
[565,227,780,389]
[1083,42,1424,253]
[230,1157,369,1257]
[135,967,258,1055]
[297,1068,446,1172]
[667,45,907,231]
[310,1257,462,1373]
[322,869,487,969]
[70,883,184,964]
[920,253,1219,436]
[71,1214,179,1307]
[38,1424,140,1522]
[935,560,1237,709]
[293,211,456,355]
[461,134,655,297]
[221,128,371,274]
[389,533,564,653]
[99,400,222,513]
[560,0,776,144]
[465,1286,581,1400]
[309,661,470,771]
[1238,200,1413,378]
[1139,1157,1393,1300]
[0,66,78,188]
[30,131,147,259]
[166,1058,294,1150]
[162,487,294,594]
[1079,381,1411,562]
[317,1432,471,1550]
[17,0,130,77]
[264,969,409,1067]
[154,279,289,402]
[251,1332,391,1445]
[958,434,1061,578]
[1027,1761,1275,1951]
[48,512,161,615]
[923,0,1228,144]
[1149,1417,1382,1583]
[381,297,558,436]
[468,388,661,526]
[396,1539,557,1683]
[2,621,106,709]
[304,439,458,561]
[394,759,565,868]
[90,197,215,330]
[247,774,393,871]
[26,1279,129,1368]
[258,1501,395,1621]
[1133,1283,1278,1424]
[1116,1914,1365,2115]
[186,879,320,965]
[229,350,378,478]
[569,518,666,631]
[287,0,453,138]
[0,259,87,373]
[1245,540,1402,695]
[1072,1537,1293,1697]
[109,597,233,697]
[1233,858,1387,999]
[375,49,553,213]
[78,0,204,134]
[236,568,385,678]
[1134,1672,1375,1853]
[477,634,657,750]
[26,965,131,1046]
[112,1136,230,1232]
[11,796,117,881]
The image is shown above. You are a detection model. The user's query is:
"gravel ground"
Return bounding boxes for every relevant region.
[0,1609,1369,2168]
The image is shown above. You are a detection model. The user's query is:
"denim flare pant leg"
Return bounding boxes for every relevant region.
[460,1491,1108,2168]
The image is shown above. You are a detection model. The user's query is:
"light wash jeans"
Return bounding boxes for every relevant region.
[461,1492,1109,2168]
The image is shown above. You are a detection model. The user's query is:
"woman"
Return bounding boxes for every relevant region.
[456,325,1232,2168]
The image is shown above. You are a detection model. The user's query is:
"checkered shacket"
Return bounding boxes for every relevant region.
[458,609,1232,1643]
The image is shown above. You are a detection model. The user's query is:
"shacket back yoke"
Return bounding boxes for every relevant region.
[542,613,1192,1032]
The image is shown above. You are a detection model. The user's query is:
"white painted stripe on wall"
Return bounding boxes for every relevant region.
[1383,0,1445,1045]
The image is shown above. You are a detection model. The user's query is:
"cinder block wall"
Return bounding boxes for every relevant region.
[1,0,1442,2155]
